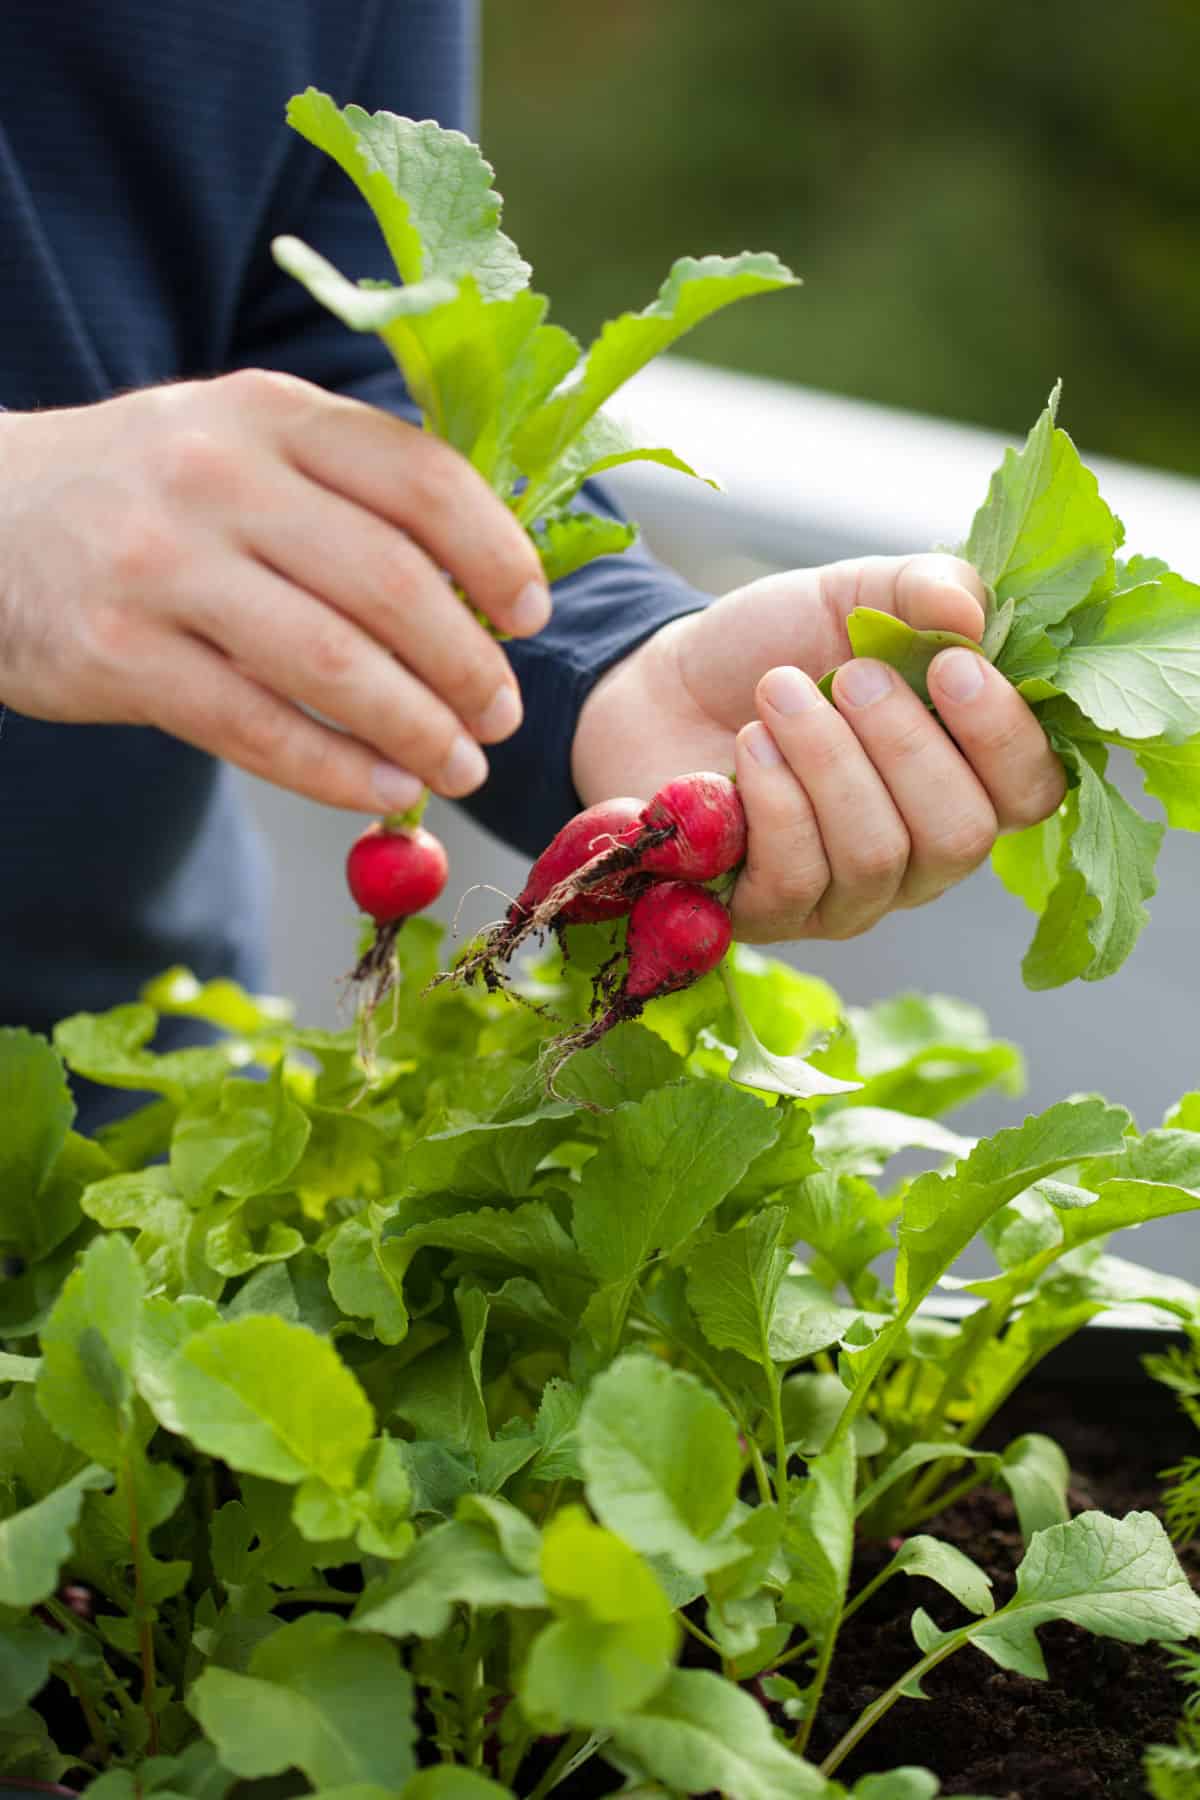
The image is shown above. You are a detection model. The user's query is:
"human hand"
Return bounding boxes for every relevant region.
[0,371,550,810]
[571,553,1066,943]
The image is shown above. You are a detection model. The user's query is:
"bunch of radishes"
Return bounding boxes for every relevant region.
[345,773,747,1079]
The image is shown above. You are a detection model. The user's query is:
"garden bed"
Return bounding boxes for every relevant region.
[805,1332,1195,1797]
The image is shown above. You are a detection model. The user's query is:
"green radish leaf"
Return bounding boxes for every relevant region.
[998,1434,1070,1542]
[686,1206,790,1364]
[141,965,292,1035]
[53,1003,232,1100]
[0,1463,111,1606]
[1047,574,1200,743]
[896,1097,1130,1311]
[572,1082,778,1307]
[848,1773,945,1800]
[610,1668,830,1798]
[189,1614,418,1790]
[170,1073,310,1207]
[784,1172,895,1300]
[519,1506,677,1731]
[147,1315,374,1487]
[845,991,1024,1119]
[781,1436,856,1644]
[968,1510,1200,1679]
[840,606,984,704]
[81,1165,222,1300]
[284,90,528,297]
[991,802,1068,917]
[855,1443,1002,1519]
[964,385,1121,682]
[528,1377,584,1483]
[578,1355,742,1577]
[0,1029,76,1263]
[811,1106,974,1177]
[401,1774,514,1800]
[767,1271,873,1363]
[531,512,638,582]
[264,235,457,330]
[1131,732,1200,830]
[778,1372,887,1457]
[384,1199,584,1287]
[512,251,797,485]
[1042,738,1163,986]
[722,963,860,1099]
[0,1619,61,1715]
[873,1535,995,1618]
[36,1233,144,1466]
[326,1215,410,1345]
[397,1107,573,1203]
[350,1518,545,1639]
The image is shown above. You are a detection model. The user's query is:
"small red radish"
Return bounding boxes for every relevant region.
[346,816,448,1021]
[510,797,645,926]
[347,822,448,924]
[632,772,748,882]
[623,879,733,998]
[527,772,746,937]
[542,881,733,1095]
[437,797,647,992]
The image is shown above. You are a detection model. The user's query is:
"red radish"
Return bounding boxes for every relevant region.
[623,880,733,997]
[526,772,746,938]
[436,797,647,992]
[347,822,448,924]
[542,881,733,1095]
[632,773,747,881]
[346,817,448,1020]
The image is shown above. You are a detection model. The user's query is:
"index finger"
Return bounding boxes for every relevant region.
[278,388,552,638]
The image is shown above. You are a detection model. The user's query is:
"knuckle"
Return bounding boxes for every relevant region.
[927,809,996,873]
[215,366,305,412]
[160,428,238,504]
[87,598,145,666]
[108,507,179,588]
[305,623,360,687]
[844,826,909,888]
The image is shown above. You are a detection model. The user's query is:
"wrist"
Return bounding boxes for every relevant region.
[570,614,692,807]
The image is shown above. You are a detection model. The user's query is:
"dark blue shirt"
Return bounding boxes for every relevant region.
[0,0,706,1055]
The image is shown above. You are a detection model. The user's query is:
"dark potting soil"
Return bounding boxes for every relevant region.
[803,1373,1200,1798]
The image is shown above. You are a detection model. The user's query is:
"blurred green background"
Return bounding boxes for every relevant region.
[482,0,1200,476]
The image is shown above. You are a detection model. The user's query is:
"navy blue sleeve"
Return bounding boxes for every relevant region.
[227,3,711,859]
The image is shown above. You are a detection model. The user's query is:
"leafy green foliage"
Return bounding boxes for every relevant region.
[3,927,1198,1795]
[825,387,1200,988]
[273,90,797,576]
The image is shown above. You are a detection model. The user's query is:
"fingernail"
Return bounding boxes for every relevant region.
[441,734,489,794]
[510,581,553,635]
[477,683,523,739]
[760,665,823,716]
[372,764,424,812]
[837,660,892,708]
[934,647,986,702]
[744,721,784,768]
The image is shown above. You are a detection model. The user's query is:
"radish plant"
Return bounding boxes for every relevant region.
[5,936,1199,1796]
